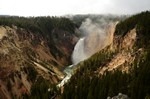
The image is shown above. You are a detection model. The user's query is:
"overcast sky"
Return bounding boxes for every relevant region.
[0,0,150,16]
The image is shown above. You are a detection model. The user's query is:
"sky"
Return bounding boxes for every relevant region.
[0,0,150,16]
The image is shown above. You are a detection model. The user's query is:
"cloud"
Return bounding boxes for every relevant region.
[106,0,150,14]
[0,0,150,16]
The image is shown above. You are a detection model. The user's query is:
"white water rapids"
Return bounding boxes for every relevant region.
[57,65,74,87]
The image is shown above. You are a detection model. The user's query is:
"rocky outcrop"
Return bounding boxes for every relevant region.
[107,93,130,99]
[98,28,143,74]
[0,26,7,40]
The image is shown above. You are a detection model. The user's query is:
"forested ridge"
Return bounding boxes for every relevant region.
[115,11,150,48]
[0,16,76,37]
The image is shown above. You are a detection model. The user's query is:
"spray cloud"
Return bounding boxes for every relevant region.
[72,17,117,64]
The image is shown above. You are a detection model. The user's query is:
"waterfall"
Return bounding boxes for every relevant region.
[72,37,87,64]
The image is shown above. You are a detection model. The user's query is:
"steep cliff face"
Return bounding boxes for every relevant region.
[0,25,77,98]
[98,28,139,74]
